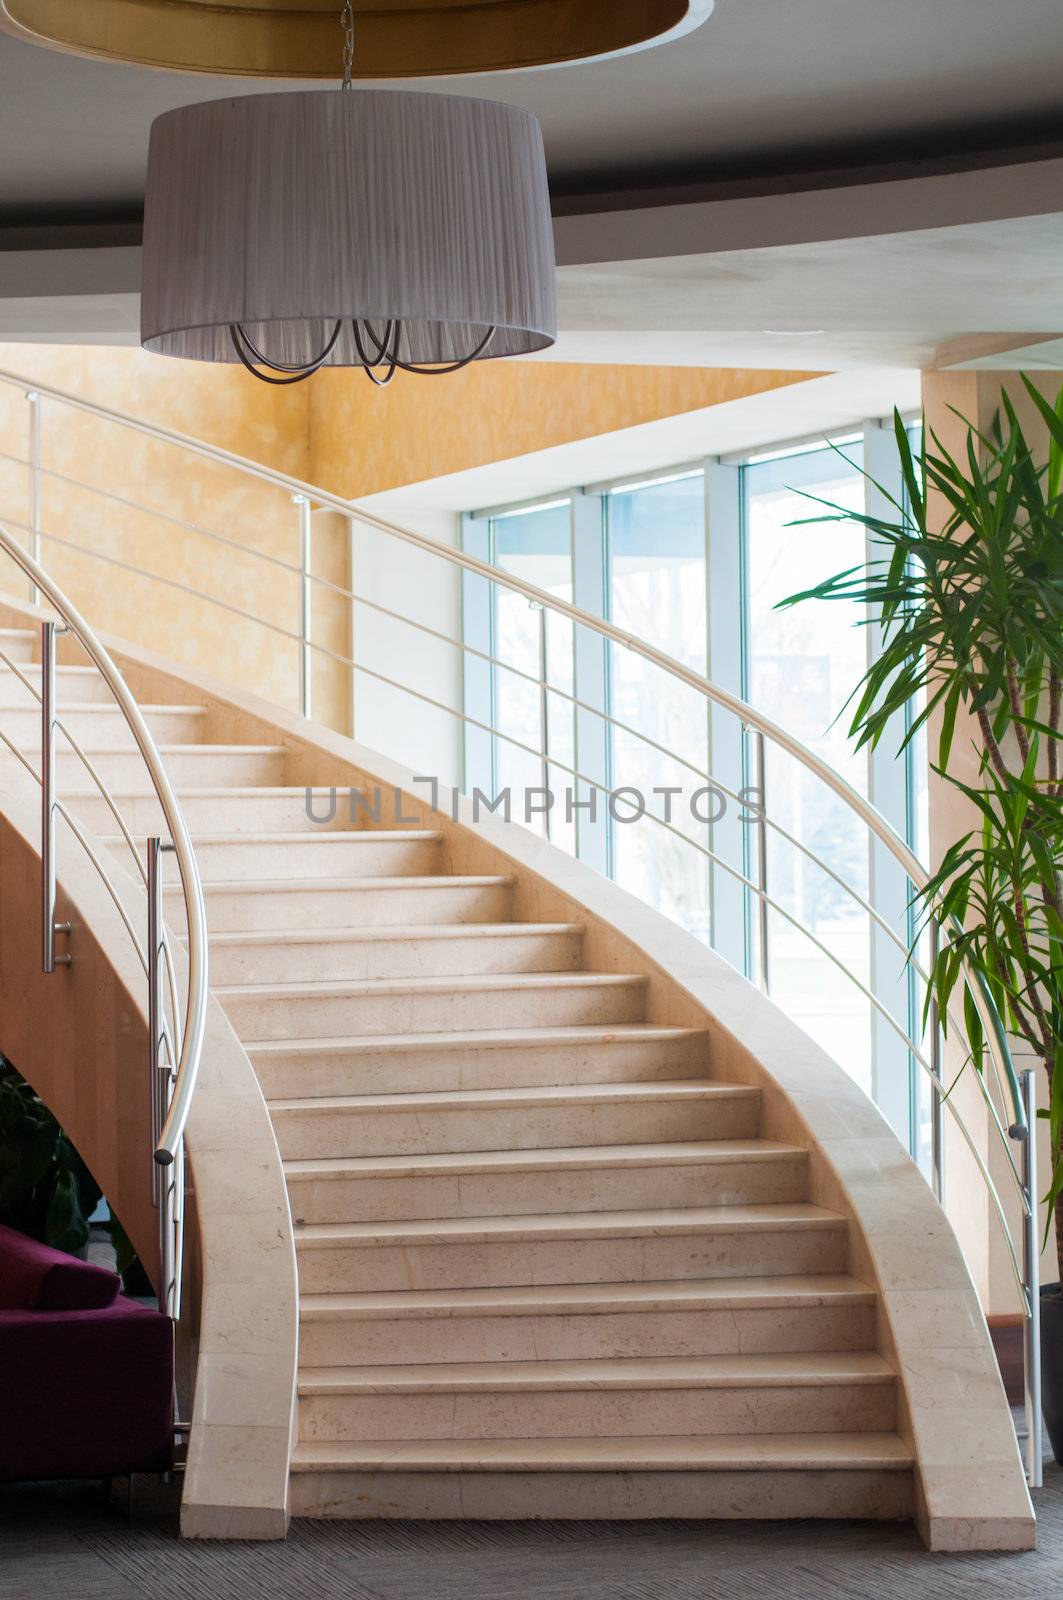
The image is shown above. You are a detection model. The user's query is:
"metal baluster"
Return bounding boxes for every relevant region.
[929,918,945,1201]
[148,837,181,1315]
[1019,1067,1043,1488]
[26,390,42,608]
[41,620,71,971]
[534,602,551,840]
[294,493,313,718]
[755,730,770,992]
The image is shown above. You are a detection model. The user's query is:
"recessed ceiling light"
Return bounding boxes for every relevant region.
[761,329,827,337]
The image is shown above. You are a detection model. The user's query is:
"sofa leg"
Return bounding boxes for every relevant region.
[106,1474,136,1518]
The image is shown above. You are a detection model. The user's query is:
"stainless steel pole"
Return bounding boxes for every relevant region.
[1020,1067,1043,1488]
[147,836,164,1209]
[295,494,313,719]
[27,390,41,608]
[148,836,181,1317]
[535,602,551,841]
[40,620,70,972]
[929,918,945,1202]
[755,730,770,993]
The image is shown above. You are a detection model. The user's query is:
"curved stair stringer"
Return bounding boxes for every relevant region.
[3,597,1030,1553]
[0,696,298,1541]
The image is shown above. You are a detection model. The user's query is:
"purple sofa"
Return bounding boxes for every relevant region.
[0,1223,174,1481]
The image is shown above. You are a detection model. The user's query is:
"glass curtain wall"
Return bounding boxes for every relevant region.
[463,423,925,1157]
[742,443,872,1091]
[606,474,712,941]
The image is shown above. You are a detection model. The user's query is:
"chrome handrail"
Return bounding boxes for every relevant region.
[0,522,208,1321]
[0,366,1038,1483]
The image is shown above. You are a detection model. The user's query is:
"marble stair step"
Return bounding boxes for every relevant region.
[288,1433,915,1523]
[65,786,369,835]
[206,922,585,985]
[152,829,444,882]
[3,663,112,700]
[0,627,38,663]
[0,701,207,744]
[294,1202,851,1293]
[273,1078,761,1163]
[22,742,286,788]
[166,874,515,932]
[251,1024,710,1100]
[218,972,649,1042]
[296,1351,897,1442]
[285,1135,800,1221]
[298,1273,878,1365]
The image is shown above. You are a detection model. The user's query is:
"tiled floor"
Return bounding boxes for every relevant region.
[0,1460,1060,1600]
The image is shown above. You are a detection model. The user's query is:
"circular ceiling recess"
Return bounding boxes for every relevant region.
[0,1,715,79]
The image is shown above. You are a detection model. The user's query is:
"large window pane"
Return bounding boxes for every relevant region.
[607,474,711,940]
[492,503,575,850]
[744,444,873,1092]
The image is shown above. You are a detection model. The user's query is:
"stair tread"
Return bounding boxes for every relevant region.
[21,741,283,754]
[299,1273,876,1320]
[0,701,205,713]
[297,1351,895,1394]
[251,1024,706,1057]
[290,1433,913,1473]
[275,1082,754,1121]
[64,785,349,798]
[295,1202,846,1249]
[218,972,646,999]
[209,923,581,948]
[284,1136,793,1179]
[186,874,514,894]
[130,829,442,845]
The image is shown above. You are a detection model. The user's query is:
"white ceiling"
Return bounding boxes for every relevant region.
[2,0,1063,217]
[1,0,1062,373]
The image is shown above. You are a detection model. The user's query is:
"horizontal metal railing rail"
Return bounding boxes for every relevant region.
[0,366,1040,1487]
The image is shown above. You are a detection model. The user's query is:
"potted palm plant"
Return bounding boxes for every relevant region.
[780,379,1063,1453]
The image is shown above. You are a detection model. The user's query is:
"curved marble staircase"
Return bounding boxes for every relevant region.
[0,615,1034,1545]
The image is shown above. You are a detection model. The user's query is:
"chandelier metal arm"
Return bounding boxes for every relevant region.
[228,318,501,387]
[228,320,343,385]
[352,318,399,386]
[390,324,498,376]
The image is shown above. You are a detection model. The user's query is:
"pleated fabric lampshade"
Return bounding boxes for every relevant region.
[140,90,558,381]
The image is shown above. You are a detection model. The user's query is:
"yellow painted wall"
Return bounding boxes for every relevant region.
[308,360,819,498]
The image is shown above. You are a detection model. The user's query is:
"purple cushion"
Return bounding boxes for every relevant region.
[0,1223,119,1311]
[0,1297,174,1479]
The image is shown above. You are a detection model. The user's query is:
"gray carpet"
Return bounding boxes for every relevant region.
[1,1465,1061,1600]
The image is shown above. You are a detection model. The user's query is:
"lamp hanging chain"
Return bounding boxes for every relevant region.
[341,2,355,90]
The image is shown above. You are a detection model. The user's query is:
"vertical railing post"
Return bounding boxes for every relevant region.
[148,836,180,1318]
[147,837,165,1206]
[294,494,313,719]
[1020,1067,1043,1488]
[755,730,770,993]
[534,601,551,840]
[26,390,41,608]
[929,918,945,1201]
[41,620,70,972]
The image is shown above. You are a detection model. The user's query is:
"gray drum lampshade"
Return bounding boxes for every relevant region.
[140,90,558,378]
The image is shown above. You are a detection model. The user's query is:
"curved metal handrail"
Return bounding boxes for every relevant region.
[0,524,208,1169]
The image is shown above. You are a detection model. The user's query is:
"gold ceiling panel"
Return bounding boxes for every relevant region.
[0,1,713,78]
